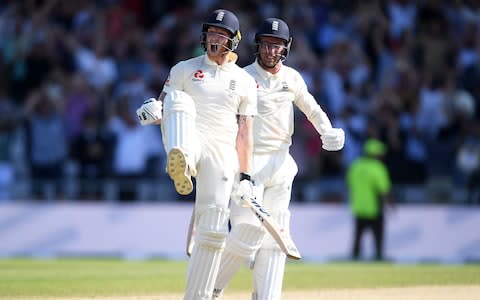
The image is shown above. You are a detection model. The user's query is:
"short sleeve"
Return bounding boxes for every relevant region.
[238,74,257,116]
[162,61,186,93]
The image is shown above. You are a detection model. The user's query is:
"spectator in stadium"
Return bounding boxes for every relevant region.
[0,87,17,200]
[456,122,480,205]
[70,110,113,200]
[23,83,68,200]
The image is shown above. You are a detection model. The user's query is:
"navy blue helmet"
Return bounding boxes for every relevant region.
[255,18,292,60]
[201,9,241,52]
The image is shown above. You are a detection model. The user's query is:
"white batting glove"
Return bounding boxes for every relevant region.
[321,128,345,151]
[136,98,163,126]
[232,174,255,207]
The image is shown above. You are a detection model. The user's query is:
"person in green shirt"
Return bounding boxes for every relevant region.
[346,138,392,261]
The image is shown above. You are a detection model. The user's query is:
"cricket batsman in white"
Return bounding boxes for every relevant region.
[212,18,345,300]
[136,9,257,300]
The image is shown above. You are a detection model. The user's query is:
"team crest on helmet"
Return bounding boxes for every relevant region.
[216,11,225,21]
[272,21,279,31]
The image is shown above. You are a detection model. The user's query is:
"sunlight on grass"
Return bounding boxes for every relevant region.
[0,259,478,297]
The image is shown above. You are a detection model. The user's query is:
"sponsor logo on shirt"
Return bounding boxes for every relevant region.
[281,81,288,91]
[193,70,204,81]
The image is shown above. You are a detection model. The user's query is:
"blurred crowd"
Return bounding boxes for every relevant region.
[0,0,479,203]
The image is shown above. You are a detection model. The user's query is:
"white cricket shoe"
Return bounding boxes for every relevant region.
[167,148,193,195]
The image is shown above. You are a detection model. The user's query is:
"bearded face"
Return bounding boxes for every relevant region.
[257,36,288,68]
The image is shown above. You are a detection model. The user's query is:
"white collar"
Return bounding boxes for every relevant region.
[203,54,235,70]
[254,59,283,80]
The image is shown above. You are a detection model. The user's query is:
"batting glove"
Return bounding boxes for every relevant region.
[321,128,345,151]
[136,98,163,126]
[233,173,255,207]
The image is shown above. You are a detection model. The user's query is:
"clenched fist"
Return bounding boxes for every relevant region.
[321,128,345,151]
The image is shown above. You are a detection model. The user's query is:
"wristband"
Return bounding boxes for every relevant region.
[240,172,251,182]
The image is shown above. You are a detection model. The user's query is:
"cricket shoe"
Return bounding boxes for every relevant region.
[167,148,193,195]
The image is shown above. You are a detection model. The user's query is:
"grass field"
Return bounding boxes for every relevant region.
[0,259,479,299]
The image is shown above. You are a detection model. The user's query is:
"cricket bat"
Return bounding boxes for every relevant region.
[242,196,302,260]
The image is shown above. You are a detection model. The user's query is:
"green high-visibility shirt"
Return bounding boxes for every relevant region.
[346,157,391,218]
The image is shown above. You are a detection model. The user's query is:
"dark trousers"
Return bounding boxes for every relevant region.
[352,215,384,260]
[467,170,480,204]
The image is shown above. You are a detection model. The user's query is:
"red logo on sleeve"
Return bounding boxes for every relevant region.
[193,70,204,80]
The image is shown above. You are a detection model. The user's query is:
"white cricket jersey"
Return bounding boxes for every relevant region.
[244,61,332,154]
[163,54,257,149]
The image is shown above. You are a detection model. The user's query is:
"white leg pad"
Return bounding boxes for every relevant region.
[162,91,197,194]
[184,207,229,300]
[252,249,286,300]
[162,90,197,154]
[252,209,290,300]
[214,224,266,293]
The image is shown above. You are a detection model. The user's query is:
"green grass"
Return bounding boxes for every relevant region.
[0,259,478,298]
